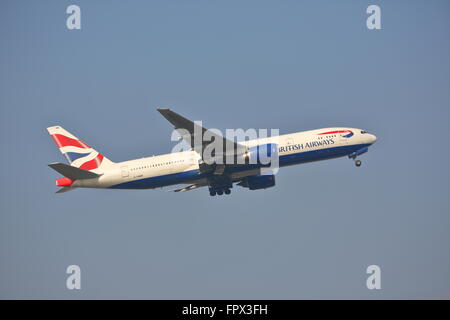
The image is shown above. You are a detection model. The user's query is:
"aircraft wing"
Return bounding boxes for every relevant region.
[157,108,247,161]
[56,187,75,193]
[168,183,207,192]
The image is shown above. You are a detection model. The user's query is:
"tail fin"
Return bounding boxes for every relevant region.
[47,126,114,171]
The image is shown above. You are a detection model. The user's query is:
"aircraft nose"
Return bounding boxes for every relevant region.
[369,134,377,144]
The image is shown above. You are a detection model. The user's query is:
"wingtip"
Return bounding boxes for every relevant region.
[157,108,170,113]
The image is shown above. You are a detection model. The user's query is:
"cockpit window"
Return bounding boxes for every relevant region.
[361,130,368,134]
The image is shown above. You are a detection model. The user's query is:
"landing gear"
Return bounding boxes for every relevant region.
[208,175,233,196]
[208,186,232,196]
[349,147,369,167]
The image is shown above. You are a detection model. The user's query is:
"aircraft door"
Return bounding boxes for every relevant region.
[121,166,129,178]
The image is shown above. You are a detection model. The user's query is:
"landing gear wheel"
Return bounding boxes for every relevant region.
[217,190,224,196]
[355,160,362,167]
[209,191,216,196]
[224,189,231,195]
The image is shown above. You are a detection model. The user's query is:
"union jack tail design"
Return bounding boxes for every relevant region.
[47,126,114,171]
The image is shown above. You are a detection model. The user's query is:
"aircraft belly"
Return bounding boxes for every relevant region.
[279,143,370,166]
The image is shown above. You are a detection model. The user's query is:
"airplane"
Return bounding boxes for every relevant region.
[47,109,377,196]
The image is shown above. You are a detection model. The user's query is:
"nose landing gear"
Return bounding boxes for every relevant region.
[348,147,369,167]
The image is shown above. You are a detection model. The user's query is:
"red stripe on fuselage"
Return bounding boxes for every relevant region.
[79,154,104,170]
[51,134,91,149]
[318,130,351,135]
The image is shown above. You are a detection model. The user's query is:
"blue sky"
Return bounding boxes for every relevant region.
[1,0,449,299]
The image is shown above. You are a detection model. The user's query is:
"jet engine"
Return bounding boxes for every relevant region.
[238,174,276,190]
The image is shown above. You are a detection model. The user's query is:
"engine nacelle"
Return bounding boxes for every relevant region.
[244,143,278,165]
[239,174,276,190]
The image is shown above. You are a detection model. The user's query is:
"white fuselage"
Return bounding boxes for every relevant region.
[71,127,377,190]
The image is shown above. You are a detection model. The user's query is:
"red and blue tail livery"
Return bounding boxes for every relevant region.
[47,126,112,171]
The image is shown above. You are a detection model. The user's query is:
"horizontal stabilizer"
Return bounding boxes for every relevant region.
[56,187,75,194]
[48,162,100,180]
